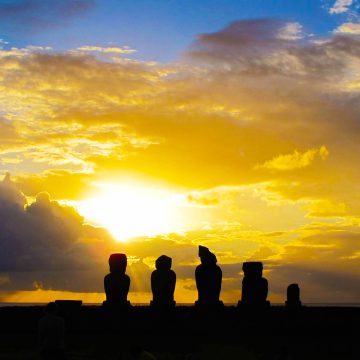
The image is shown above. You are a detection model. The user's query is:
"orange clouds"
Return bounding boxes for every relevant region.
[0,23,359,197]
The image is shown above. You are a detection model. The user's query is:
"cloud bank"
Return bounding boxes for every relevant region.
[0,18,360,302]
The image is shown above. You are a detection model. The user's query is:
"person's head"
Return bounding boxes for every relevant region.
[109,253,127,274]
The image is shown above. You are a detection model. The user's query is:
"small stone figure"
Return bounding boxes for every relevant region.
[104,253,130,306]
[151,255,176,308]
[286,283,302,308]
[195,245,223,307]
[239,261,269,307]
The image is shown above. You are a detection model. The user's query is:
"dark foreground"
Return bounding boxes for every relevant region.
[0,305,359,359]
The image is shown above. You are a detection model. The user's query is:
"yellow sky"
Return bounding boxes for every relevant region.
[1,20,360,304]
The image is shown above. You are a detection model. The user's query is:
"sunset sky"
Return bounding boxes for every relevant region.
[1,0,360,304]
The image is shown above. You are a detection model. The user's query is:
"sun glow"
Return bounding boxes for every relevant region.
[77,182,183,241]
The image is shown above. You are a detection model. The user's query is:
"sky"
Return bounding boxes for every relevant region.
[0,0,360,304]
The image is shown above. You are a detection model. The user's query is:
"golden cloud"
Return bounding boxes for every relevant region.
[257,146,329,171]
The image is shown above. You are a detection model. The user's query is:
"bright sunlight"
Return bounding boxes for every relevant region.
[77,182,183,241]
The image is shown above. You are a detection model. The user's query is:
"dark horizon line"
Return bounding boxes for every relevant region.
[1,302,360,307]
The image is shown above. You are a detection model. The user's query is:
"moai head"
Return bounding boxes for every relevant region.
[198,245,217,265]
[287,283,300,302]
[155,255,172,271]
[109,253,127,274]
[242,261,263,278]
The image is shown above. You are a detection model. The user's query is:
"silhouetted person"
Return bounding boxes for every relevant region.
[151,255,176,308]
[286,283,301,308]
[38,302,65,360]
[239,262,269,307]
[195,245,223,307]
[104,253,130,306]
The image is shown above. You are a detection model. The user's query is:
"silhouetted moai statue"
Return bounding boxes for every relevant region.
[104,253,131,307]
[195,245,223,307]
[239,261,269,307]
[286,283,301,308]
[151,255,176,308]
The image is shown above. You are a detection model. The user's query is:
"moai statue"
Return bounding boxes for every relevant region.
[239,261,269,307]
[195,245,223,307]
[104,253,130,307]
[151,255,176,308]
[285,283,302,308]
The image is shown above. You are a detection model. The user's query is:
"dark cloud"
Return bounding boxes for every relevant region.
[186,19,360,81]
[0,173,111,291]
[0,175,199,293]
[0,0,95,32]
[187,19,291,66]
